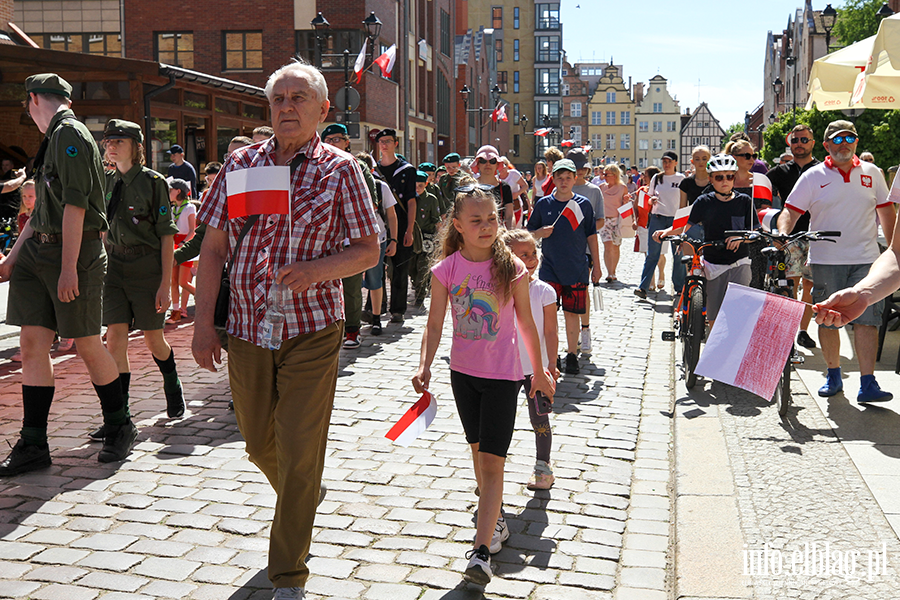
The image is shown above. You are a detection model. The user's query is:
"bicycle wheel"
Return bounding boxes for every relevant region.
[684,285,704,389]
[773,355,791,416]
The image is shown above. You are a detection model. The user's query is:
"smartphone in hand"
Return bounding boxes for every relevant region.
[534,391,553,416]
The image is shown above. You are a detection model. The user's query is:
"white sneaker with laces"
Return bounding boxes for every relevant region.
[464,544,492,585]
[580,328,592,354]
[273,587,304,600]
[489,516,510,554]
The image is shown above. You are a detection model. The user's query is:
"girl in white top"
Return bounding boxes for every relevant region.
[167,179,196,323]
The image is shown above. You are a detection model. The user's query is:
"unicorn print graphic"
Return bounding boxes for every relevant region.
[450,274,500,341]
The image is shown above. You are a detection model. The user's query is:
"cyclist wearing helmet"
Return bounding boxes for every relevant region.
[653,153,757,324]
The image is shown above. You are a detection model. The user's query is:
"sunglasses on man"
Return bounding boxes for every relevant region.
[830,135,857,145]
[477,157,498,165]
[711,173,735,182]
[790,136,812,145]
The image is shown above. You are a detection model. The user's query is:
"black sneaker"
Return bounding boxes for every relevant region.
[634,288,647,299]
[165,382,185,418]
[797,330,816,349]
[371,318,383,336]
[0,439,51,476]
[564,352,579,374]
[390,313,404,323]
[87,424,108,442]
[98,420,138,463]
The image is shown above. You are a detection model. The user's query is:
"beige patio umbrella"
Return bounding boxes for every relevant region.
[850,13,900,108]
[806,35,875,110]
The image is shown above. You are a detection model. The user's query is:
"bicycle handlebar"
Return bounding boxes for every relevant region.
[659,234,725,252]
[723,229,841,245]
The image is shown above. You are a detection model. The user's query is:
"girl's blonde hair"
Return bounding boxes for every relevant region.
[19,179,35,216]
[603,163,624,185]
[438,178,519,303]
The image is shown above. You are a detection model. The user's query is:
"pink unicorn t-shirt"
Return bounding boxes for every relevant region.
[432,251,527,381]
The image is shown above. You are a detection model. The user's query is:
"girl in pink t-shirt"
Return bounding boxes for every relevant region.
[412,185,554,586]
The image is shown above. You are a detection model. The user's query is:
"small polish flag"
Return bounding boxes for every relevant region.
[672,205,691,229]
[491,104,508,123]
[385,391,438,447]
[582,145,592,152]
[374,45,397,78]
[758,207,781,232]
[696,284,805,399]
[752,173,773,205]
[533,128,551,137]
[637,189,650,209]
[558,199,584,230]
[559,139,575,149]
[226,166,291,219]
[353,43,367,83]
[617,202,634,220]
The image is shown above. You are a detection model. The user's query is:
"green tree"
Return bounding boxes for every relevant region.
[723,122,745,148]
[833,0,882,46]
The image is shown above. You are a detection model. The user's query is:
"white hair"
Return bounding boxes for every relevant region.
[265,57,328,103]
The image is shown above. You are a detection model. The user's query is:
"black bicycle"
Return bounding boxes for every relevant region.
[0,218,16,255]
[726,229,840,415]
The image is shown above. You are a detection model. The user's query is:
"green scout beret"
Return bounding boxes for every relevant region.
[322,123,348,138]
[103,119,144,144]
[416,170,428,182]
[25,73,73,98]
[442,153,461,164]
[418,162,436,172]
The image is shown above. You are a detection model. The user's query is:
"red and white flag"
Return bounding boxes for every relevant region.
[385,391,438,447]
[559,139,575,149]
[617,202,634,220]
[672,205,691,229]
[491,104,508,123]
[758,207,781,232]
[533,128,551,137]
[556,199,584,230]
[696,284,805,399]
[752,173,773,205]
[582,144,592,152]
[373,45,397,78]
[637,189,650,209]
[353,43,367,84]
[226,166,291,219]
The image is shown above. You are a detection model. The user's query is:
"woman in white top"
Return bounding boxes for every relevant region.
[635,151,686,297]
[532,160,549,202]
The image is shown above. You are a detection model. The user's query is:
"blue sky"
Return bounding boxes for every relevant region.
[560,0,828,128]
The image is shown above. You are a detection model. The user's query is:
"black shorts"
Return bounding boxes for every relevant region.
[450,370,519,457]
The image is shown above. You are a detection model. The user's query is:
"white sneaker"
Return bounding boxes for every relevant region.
[489,516,509,554]
[580,328,592,354]
[464,545,491,585]
[273,587,305,600]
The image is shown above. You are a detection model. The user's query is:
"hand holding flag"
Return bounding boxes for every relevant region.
[617,202,634,220]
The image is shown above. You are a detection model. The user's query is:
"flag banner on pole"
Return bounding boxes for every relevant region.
[385,391,438,447]
[617,202,634,220]
[491,104,508,122]
[555,199,584,229]
[695,283,806,399]
[374,45,397,78]
[752,173,774,205]
[533,128,550,137]
[672,205,692,229]
[226,166,291,219]
[559,139,575,149]
[637,189,650,209]
[582,144,592,152]
[353,43,367,83]
[758,207,781,232]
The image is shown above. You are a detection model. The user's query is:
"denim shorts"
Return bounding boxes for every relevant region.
[362,240,387,290]
[810,263,883,328]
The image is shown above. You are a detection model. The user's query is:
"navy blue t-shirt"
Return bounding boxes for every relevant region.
[527,193,597,286]
[167,161,198,198]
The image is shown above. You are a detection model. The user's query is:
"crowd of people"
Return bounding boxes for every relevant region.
[2,60,900,599]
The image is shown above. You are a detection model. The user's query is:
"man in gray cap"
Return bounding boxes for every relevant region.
[0,73,131,475]
[778,120,896,404]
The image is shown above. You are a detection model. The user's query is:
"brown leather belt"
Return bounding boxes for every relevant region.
[108,243,155,256]
[32,231,102,244]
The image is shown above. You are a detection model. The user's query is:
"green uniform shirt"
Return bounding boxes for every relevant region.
[438,172,464,214]
[31,109,108,234]
[415,190,442,235]
[104,163,178,249]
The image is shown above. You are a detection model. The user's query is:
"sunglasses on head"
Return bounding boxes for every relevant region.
[732,152,757,160]
[790,136,812,144]
[712,173,735,182]
[454,183,495,193]
[830,135,857,145]
[477,157,498,165]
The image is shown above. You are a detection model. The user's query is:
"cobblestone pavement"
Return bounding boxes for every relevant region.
[0,250,674,600]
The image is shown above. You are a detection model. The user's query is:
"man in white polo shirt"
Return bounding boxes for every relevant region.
[777,120,895,403]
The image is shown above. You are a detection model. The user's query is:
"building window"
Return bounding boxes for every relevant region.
[563,84,569,96]
[653,102,663,113]
[572,125,582,144]
[513,39,519,61]
[606,91,616,103]
[638,121,648,133]
[535,68,559,95]
[514,103,520,124]
[514,7,520,28]
[514,134,520,156]
[440,10,451,57]
[591,111,602,125]
[514,71,520,93]
[40,33,122,56]
[653,139,662,150]
[620,111,630,125]
[497,71,508,93]
[606,111,615,125]
[156,32,194,68]
[535,36,560,62]
[620,134,631,150]
[638,139,648,150]
[536,101,560,126]
[592,133,603,148]
[492,7,503,28]
[570,102,581,117]
[495,39,503,62]
[536,3,560,29]
[437,71,451,136]
[667,120,677,132]
[653,121,662,132]
[639,157,647,169]
[667,139,677,150]
[223,31,263,71]
[295,30,363,71]
[606,134,615,150]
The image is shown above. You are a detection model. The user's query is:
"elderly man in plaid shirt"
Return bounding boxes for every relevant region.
[192,60,380,600]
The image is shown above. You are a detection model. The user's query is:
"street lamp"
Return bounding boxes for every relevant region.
[877,3,894,19]
[772,77,784,115]
[460,84,503,149]
[310,12,330,69]
[821,4,837,51]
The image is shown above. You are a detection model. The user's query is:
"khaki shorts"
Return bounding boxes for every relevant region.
[103,251,166,330]
[8,237,107,339]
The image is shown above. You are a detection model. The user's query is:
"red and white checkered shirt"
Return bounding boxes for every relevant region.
[200,134,379,346]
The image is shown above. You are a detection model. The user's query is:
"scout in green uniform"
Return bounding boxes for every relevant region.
[438,152,465,215]
[418,162,442,205]
[0,74,133,475]
[410,170,442,307]
[95,119,183,436]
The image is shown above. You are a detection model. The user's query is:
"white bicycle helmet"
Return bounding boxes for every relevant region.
[707,153,738,173]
